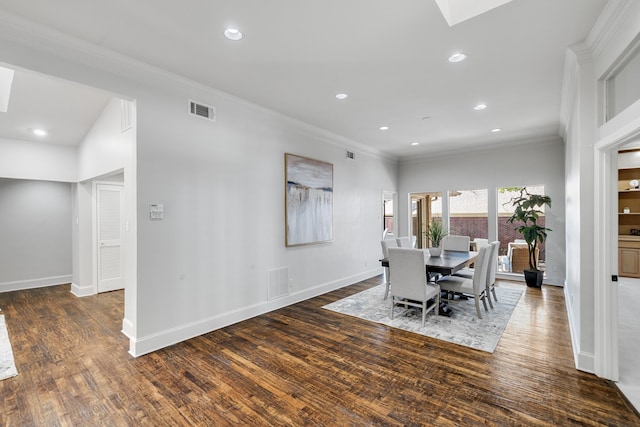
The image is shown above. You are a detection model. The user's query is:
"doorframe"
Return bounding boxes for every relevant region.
[92,179,125,294]
[382,191,397,240]
[594,126,640,381]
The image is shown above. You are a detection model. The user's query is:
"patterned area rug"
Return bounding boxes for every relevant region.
[322,285,523,353]
[0,315,18,380]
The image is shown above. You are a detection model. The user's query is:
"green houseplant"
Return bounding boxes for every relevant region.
[506,187,552,287]
[424,219,449,257]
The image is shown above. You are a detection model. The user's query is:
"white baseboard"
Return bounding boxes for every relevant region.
[128,268,382,357]
[122,318,134,339]
[70,282,96,297]
[0,275,71,293]
[564,284,595,373]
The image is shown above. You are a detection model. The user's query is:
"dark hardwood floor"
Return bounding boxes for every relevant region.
[0,277,638,426]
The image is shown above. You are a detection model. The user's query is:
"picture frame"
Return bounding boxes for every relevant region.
[285,153,333,247]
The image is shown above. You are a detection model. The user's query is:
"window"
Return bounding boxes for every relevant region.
[605,37,640,121]
[383,197,395,238]
[498,185,546,274]
[448,188,488,240]
[410,192,442,248]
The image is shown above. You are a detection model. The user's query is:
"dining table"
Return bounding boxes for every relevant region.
[380,249,478,282]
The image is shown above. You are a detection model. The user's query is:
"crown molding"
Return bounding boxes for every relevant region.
[0,10,393,163]
[398,135,562,166]
[586,0,637,63]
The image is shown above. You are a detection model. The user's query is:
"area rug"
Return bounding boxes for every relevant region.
[0,315,18,380]
[322,285,523,353]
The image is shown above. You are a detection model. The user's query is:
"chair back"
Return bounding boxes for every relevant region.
[388,248,427,301]
[381,239,398,258]
[442,235,470,252]
[471,245,491,294]
[396,236,412,248]
[473,238,490,250]
[487,241,500,285]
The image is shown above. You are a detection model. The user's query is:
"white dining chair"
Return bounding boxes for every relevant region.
[388,248,440,326]
[438,244,491,319]
[454,240,500,309]
[442,235,471,252]
[396,236,413,248]
[381,239,399,299]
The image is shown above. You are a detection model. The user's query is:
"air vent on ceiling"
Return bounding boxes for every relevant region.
[345,150,356,160]
[188,99,216,122]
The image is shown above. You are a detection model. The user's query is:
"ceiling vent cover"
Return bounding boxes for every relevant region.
[345,150,356,160]
[188,99,216,122]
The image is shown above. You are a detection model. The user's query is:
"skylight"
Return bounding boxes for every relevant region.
[434,0,513,27]
[0,65,15,113]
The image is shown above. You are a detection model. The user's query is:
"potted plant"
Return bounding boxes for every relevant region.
[506,188,552,287]
[425,219,448,257]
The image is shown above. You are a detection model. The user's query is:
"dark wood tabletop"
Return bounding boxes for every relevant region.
[380,249,478,279]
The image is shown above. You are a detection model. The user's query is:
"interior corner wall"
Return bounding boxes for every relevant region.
[72,96,134,310]
[397,140,566,286]
[0,28,396,356]
[0,178,72,291]
[133,88,396,355]
[563,1,640,375]
[563,50,597,372]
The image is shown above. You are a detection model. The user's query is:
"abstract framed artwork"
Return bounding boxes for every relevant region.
[285,153,334,247]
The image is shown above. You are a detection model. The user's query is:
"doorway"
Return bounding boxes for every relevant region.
[96,183,124,293]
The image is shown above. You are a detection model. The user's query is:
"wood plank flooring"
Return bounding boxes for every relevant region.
[0,277,638,426]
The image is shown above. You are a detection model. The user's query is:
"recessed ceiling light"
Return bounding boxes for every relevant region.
[474,103,487,110]
[335,93,348,100]
[448,53,467,63]
[30,128,47,137]
[224,27,243,41]
[379,126,389,131]
[411,142,420,146]
[491,128,502,133]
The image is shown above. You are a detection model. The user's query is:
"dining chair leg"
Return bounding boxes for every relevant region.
[384,267,390,300]
[474,298,483,319]
[486,288,494,309]
[491,287,498,302]
[481,294,489,312]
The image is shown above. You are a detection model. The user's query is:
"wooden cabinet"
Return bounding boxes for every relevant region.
[619,237,640,278]
[618,165,640,236]
[618,156,640,277]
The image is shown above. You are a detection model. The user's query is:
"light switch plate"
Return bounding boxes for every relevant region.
[150,204,164,220]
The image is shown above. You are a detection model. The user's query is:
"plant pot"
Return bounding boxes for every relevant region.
[524,269,543,288]
[429,247,442,257]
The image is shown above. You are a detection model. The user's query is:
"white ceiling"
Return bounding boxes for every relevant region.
[0,0,607,157]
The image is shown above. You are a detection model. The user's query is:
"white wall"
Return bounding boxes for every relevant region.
[71,96,135,339]
[0,178,72,291]
[134,87,395,353]
[561,0,640,376]
[397,138,566,286]
[0,137,77,182]
[0,20,396,355]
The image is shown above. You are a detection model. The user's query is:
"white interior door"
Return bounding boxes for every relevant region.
[97,184,124,293]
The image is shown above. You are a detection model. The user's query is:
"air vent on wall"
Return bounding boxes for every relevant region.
[188,99,216,122]
[345,150,356,160]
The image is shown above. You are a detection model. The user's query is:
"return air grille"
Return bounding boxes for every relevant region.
[188,99,216,122]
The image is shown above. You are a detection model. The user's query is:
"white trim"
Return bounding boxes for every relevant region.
[564,282,595,373]
[70,282,96,297]
[586,0,636,64]
[128,269,382,357]
[121,318,134,339]
[0,275,71,293]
